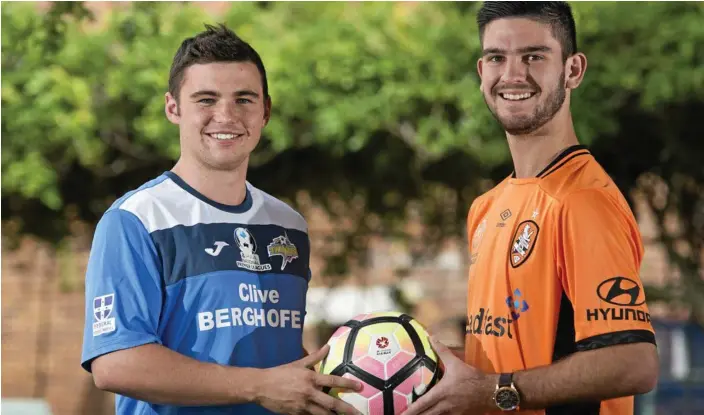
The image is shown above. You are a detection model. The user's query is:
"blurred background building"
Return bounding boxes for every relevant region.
[2,1,703,414]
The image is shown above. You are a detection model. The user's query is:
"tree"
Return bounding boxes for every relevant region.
[2,2,702,317]
[571,2,704,321]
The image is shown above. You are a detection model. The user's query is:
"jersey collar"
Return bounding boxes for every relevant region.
[164,171,253,214]
[510,144,590,180]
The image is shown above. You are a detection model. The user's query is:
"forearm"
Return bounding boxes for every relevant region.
[449,346,465,360]
[513,343,658,409]
[92,343,263,406]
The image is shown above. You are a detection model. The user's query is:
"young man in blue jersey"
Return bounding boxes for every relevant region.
[81,24,363,415]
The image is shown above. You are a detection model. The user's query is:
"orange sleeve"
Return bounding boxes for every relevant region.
[556,188,656,350]
[466,201,477,256]
[466,196,491,260]
[467,201,476,254]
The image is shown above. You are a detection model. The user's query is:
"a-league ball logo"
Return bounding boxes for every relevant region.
[376,336,389,349]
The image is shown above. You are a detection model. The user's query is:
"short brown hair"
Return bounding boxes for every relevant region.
[168,23,269,101]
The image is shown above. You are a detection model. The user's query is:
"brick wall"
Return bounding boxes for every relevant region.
[2,238,114,415]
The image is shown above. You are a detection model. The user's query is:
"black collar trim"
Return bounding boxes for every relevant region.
[510,145,590,179]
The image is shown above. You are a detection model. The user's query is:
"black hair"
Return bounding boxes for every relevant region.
[477,2,577,61]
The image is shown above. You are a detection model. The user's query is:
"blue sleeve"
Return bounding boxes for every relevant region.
[81,208,163,373]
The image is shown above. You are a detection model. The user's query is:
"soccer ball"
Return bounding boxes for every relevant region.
[318,311,442,415]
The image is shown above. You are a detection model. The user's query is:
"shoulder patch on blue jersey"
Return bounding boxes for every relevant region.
[92,293,116,336]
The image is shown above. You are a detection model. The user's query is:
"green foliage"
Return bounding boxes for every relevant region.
[1,2,703,313]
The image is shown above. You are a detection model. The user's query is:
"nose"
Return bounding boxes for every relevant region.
[501,56,529,84]
[213,101,241,123]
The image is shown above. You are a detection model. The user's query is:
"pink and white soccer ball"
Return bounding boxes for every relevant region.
[318,311,442,415]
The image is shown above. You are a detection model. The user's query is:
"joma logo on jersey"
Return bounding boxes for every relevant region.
[205,241,229,257]
[509,220,539,268]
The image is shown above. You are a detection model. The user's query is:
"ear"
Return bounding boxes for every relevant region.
[165,92,180,125]
[477,58,485,92]
[263,96,272,127]
[565,52,587,89]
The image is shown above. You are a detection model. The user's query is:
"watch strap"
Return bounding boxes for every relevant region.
[498,372,513,388]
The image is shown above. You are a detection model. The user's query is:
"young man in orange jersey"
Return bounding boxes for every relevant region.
[403,2,658,415]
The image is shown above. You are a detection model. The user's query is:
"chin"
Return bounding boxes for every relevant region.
[504,126,541,136]
[215,155,251,171]
[498,118,535,135]
[209,160,243,171]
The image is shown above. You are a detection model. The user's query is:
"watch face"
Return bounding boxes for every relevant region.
[496,388,520,410]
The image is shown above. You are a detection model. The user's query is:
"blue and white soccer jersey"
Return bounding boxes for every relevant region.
[81,171,311,415]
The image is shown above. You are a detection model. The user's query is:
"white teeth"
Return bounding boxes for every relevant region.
[501,92,534,101]
[210,133,237,140]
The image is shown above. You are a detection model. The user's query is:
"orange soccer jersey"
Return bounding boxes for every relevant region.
[465,145,656,415]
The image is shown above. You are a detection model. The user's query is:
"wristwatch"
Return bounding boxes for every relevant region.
[493,373,521,411]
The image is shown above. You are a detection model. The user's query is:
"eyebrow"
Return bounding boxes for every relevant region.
[234,90,260,99]
[482,45,553,56]
[189,89,261,99]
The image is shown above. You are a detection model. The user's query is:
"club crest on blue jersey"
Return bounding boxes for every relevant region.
[267,233,299,270]
[235,227,272,272]
[92,293,116,336]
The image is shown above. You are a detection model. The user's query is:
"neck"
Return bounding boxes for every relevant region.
[171,157,249,206]
[506,106,579,179]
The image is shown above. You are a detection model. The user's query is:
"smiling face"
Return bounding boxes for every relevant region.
[165,61,271,171]
[478,17,571,136]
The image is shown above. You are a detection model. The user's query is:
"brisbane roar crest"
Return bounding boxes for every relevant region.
[509,220,539,268]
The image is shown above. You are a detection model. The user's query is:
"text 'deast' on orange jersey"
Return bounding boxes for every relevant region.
[465,145,656,415]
